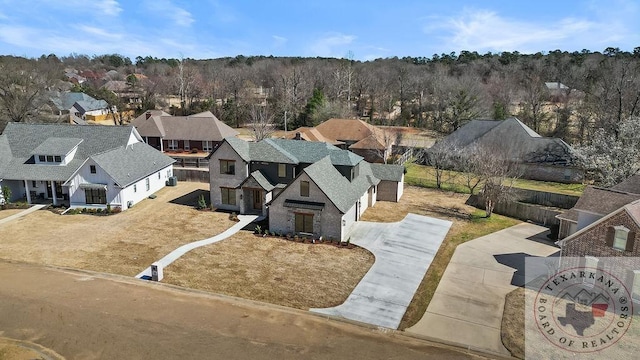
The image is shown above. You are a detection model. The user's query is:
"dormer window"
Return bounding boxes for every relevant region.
[90,165,96,174]
[606,225,635,251]
[46,155,54,162]
[39,155,45,162]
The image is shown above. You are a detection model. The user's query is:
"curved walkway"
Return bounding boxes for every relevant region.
[136,214,259,279]
[0,205,46,226]
[311,213,452,329]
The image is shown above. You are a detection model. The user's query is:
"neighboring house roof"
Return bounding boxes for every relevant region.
[288,127,344,145]
[131,111,239,142]
[50,92,106,112]
[611,174,640,194]
[288,119,388,151]
[557,200,640,246]
[545,82,569,91]
[571,186,640,216]
[0,123,174,183]
[432,117,577,165]
[299,156,380,213]
[102,80,128,92]
[73,99,110,113]
[370,163,404,182]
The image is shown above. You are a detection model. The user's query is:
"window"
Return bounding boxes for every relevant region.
[583,256,599,287]
[221,187,236,205]
[183,140,190,150]
[145,178,150,191]
[90,165,96,174]
[38,155,45,162]
[300,181,309,197]
[203,141,213,152]
[133,184,137,193]
[54,155,61,162]
[32,181,37,188]
[220,160,235,175]
[85,188,106,204]
[295,213,314,233]
[158,172,161,179]
[278,164,286,178]
[46,155,54,162]
[168,139,178,150]
[167,170,171,178]
[613,226,630,251]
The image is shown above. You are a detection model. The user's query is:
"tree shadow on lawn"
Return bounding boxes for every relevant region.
[169,189,208,207]
[422,205,473,221]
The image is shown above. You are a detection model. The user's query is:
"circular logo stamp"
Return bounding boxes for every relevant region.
[533,266,633,353]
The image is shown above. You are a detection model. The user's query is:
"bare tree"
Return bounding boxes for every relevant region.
[471,144,521,217]
[249,105,275,141]
[422,139,459,189]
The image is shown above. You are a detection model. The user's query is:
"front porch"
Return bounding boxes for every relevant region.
[240,188,267,216]
[4,179,70,207]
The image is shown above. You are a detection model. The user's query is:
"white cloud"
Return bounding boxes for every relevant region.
[308,33,356,57]
[96,0,122,16]
[426,7,637,53]
[272,35,287,46]
[144,0,194,27]
[75,25,123,40]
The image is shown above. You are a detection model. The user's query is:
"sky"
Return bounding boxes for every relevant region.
[0,0,638,61]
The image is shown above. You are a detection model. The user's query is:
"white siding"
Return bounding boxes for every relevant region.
[120,164,173,209]
[67,159,119,206]
[341,203,358,241]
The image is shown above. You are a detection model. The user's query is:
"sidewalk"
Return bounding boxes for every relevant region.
[136,214,259,278]
[0,205,46,226]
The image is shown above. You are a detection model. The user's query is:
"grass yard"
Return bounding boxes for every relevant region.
[405,163,585,196]
[0,209,24,221]
[163,232,374,309]
[360,186,520,329]
[0,182,235,276]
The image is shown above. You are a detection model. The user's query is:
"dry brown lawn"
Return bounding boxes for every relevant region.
[0,209,24,221]
[0,182,235,276]
[502,287,525,359]
[164,232,374,309]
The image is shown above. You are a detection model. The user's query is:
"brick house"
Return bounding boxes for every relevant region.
[556,201,640,302]
[208,137,404,241]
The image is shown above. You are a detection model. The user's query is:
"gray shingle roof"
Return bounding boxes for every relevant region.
[370,163,404,182]
[431,117,577,165]
[74,99,109,113]
[31,137,83,156]
[220,137,363,167]
[90,142,175,187]
[240,170,276,191]
[50,92,100,111]
[0,123,173,184]
[302,157,379,213]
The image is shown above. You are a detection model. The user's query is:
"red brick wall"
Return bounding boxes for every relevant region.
[562,211,640,270]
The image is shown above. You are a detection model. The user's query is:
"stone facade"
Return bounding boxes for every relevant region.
[209,142,247,212]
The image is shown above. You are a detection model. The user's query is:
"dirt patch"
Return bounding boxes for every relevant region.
[0,182,235,276]
[501,287,525,359]
[164,231,374,309]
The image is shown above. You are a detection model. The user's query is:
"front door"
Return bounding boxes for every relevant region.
[252,189,262,210]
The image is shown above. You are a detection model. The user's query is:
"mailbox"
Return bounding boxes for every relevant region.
[151,262,163,281]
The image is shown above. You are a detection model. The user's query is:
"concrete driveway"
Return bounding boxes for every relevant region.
[406,223,559,357]
[312,213,452,329]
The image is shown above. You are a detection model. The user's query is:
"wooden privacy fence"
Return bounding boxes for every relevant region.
[173,168,209,183]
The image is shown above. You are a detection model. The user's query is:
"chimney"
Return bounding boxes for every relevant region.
[145,111,152,119]
[294,132,301,140]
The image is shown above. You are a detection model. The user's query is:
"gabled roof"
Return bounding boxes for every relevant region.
[219,137,363,167]
[0,123,173,183]
[50,92,105,111]
[31,137,83,156]
[240,170,277,191]
[316,118,378,142]
[432,117,576,165]
[571,186,640,216]
[90,143,175,187]
[611,174,640,194]
[131,111,238,141]
[370,163,404,182]
[286,127,344,145]
[557,200,640,246]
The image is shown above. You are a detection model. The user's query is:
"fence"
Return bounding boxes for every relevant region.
[509,188,578,209]
[172,157,209,169]
[173,168,209,183]
[394,148,414,165]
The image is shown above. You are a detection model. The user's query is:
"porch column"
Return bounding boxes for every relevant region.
[50,180,58,206]
[160,138,163,152]
[24,180,31,204]
[145,136,149,145]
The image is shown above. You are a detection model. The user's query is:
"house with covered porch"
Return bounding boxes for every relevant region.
[0,123,174,210]
[209,137,404,241]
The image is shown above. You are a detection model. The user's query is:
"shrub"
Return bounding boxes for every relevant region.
[176,148,183,153]
[1,186,11,204]
[106,204,111,213]
[96,208,103,214]
[254,225,262,234]
[191,147,199,153]
[112,206,122,214]
[229,212,238,221]
[196,194,207,210]
[82,208,88,213]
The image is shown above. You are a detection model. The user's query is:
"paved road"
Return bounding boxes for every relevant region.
[312,214,452,329]
[407,223,559,357]
[0,261,491,360]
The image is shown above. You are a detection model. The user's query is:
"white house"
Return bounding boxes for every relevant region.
[0,123,175,210]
